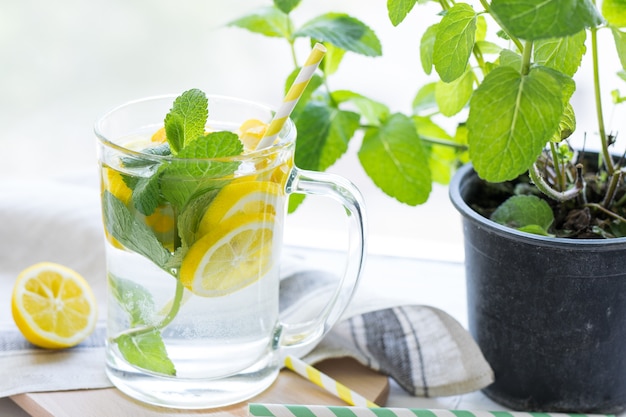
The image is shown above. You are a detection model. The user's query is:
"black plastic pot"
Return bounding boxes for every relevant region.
[449,163,626,413]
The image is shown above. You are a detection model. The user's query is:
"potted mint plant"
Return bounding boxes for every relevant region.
[231,0,626,412]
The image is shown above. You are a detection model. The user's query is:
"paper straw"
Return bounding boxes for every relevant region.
[284,355,379,408]
[248,404,616,417]
[255,43,327,150]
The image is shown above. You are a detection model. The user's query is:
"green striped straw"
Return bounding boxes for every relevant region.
[255,43,327,150]
[248,404,615,417]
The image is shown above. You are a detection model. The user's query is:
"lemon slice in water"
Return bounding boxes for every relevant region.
[180,214,275,297]
[12,262,98,349]
[198,181,281,237]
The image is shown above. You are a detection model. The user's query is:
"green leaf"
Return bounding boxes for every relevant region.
[294,102,360,172]
[228,6,291,38]
[551,102,576,142]
[435,68,474,116]
[164,89,208,154]
[603,0,626,27]
[611,26,626,71]
[475,40,503,55]
[103,191,172,268]
[273,0,301,14]
[358,113,432,205]
[117,330,176,376]
[498,49,522,69]
[490,0,603,40]
[131,168,163,216]
[491,195,554,235]
[467,65,564,182]
[433,3,477,83]
[295,13,382,57]
[413,116,457,184]
[476,15,488,41]
[322,42,347,76]
[177,188,220,249]
[160,132,242,208]
[534,30,586,77]
[387,0,418,26]
[108,273,156,327]
[331,90,390,125]
[420,24,439,75]
[412,82,437,114]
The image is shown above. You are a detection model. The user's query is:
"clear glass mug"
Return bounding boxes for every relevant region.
[94,94,366,409]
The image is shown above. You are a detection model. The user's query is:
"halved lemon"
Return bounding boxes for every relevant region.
[12,262,98,349]
[180,214,275,297]
[197,181,281,237]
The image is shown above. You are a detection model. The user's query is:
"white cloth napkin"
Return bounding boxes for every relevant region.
[0,177,493,399]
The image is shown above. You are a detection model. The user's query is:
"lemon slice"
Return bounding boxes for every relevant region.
[180,214,275,297]
[238,118,268,150]
[12,262,98,349]
[198,181,281,237]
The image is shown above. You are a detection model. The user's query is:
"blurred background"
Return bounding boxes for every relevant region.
[1,0,623,261]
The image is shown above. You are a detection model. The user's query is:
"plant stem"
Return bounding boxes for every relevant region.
[590,25,615,176]
[521,40,533,76]
[529,162,582,202]
[602,170,623,208]
[550,142,565,191]
[585,203,626,223]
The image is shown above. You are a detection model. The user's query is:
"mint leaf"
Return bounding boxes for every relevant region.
[160,132,242,208]
[131,168,163,216]
[435,68,474,116]
[331,90,390,125]
[611,26,626,71]
[413,116,458,184]
[117,330,176,376]
[108,273,157,327]
[603,0,626,27]
[387,0,418,26]
[103,191,172,268]
[228,6,291,38]
[534,30,587,77]
[177,188,220,249]
[321,42,347,76]
[491,0,603,40]
[295,13,382,57]
[164,89,208,154]
[491,195,554,235]
[420,24,439,75]
[274,0,301,14]
[467,65,564,182]
[358,113,432,205]
[412,82,437,114]
[433,3,477,83]
[294,102,359,172]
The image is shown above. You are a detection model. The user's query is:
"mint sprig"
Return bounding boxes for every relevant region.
[106,88,245,376]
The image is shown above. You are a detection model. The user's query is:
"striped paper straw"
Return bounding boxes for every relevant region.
[284,355,379,408]
[248,404,616,417]
[255,43,327,150]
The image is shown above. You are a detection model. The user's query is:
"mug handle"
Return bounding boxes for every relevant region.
[277,167,367,359]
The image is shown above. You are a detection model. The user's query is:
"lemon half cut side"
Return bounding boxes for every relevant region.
[180,214,276,297]
[12,262,98,349]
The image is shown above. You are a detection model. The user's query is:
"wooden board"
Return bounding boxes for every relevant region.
[11,357,389,417]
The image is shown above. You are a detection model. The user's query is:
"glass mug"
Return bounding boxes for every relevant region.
[94,94,366,409]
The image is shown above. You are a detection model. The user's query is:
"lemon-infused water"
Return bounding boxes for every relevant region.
[99,96,291,405]
[96,91,366,409]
